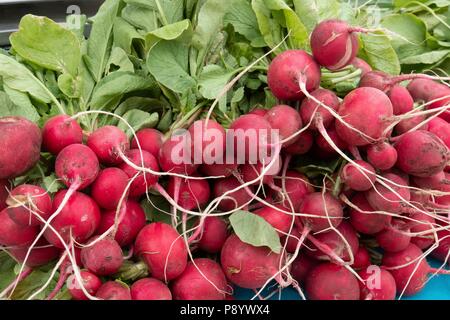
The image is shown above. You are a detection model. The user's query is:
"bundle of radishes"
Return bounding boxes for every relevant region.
[0,18,449,301]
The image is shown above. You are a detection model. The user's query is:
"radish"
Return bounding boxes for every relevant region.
[134,222,188,281]
[359,268,396,300]
[119,149,159,197]
[43,190,101,248]
[388,85,414,115]
[6,184,52,226]
[360,71,429,93]
[197,216,228,254]
[431,230,450,263]
[290,254,318,284]
[299,192,344,232]
[81,237,123,276]
[395,115,429,135]
[87,125,130,165]
[366,142,398,170]
[67,270,102,300]
[351,57,372,76]
[264,105,302,146]
[0,208,38,246]
[271,170,314,209]
[248,108,268,117]
[42,115,82,155]
[283,228,303,254]
[349,193,391,235]
[188,119,226,164]
[130,278,172,300]
[335,87,393,146]
[200,162,238,178]
[240,156,282,188]
[352,246,371,270]
[0,116,42,179]
[284,130,314,155]
[91,168,129,210]
[213,177,254,211]
[254,203,294,235]
[428,117,450,149]
[97,200,146,246]
[96,281,131,300]
[413,171,447,190]
[0,179,9,211]
[267,50,321,100]
[221,234,281,289]
[408,211,435,250]
[131,128,163,158]
[315,124,348,155]
[167,175,210,210]
[300,88,340,131]
[310,20,359,71]
[9,239,59,267]
[158,135,198,174]
[172,258,228,300]
[394,130,448,177]
[365,173,410,214]
[340,160,376,191]
[305,262,360,300]
[376,219,411,253]
[55,144,100,190]
[407,78,450,102]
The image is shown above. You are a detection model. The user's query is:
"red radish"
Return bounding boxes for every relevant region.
[130,278,172,300]
[264,105,302,146]
[360,71,425,93]
[44,190,101,248]
[97,200,146,246]
[119,149,159,197]
[96,281,131,300]
[284,130,314,155]
[352,246,371,270]
[340,160,376,191]
[267,50,321,100]
[359,268,397,300]
[365,173,410,214]
[200,162,238,178]
[9,239,59,267]
[87,125,129,165]
[395,115,428,135]
[167,176,210,210]
[376,219,411,253]
[395,130,448,177]
[67,270,102,300]
[427,91,450,122]
[431,230,450,263]
[6,184,52,226]
[254,203,294,235]
[315,124,348,155]
[172,258,228,300]
[240,156,282,187]
[305,262,360,300]
[272,170,314,209]
[0,179,9,211]
[349,193,391,235]
[0,208,38,246]
[299,192,344,232]
[81,237,123,276]
[366,142,398,170]
[188,119,226,164]
[55,144,100,190]
[409,211,435,250]
[91,168,129,210]
[335,87,393,146]
[131,128,163,158]
[220,234,281,289]
[407,78,450,102]
[0,116,42,179]
[290,254,318,284]
[310,20,359,71]
[135,222,188,281]
[413,171,447,190]
[428,117,450,149]
[158,135,198,174]
[351,57,372,76]
[283,228,303,253]
[300,89,340,131]
[197,216,228,253]
[213,177,254,211]
[42,115,82,155]
[388,85,414,115]
[248,108,268,117]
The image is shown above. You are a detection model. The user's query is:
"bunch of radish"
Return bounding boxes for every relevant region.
[0,18,449,301]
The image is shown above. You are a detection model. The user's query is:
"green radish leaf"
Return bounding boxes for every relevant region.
[230,210,282,254]
[293,0,341,33]
[113,17,145,55]
[118,109,159,136]
[157,109,173,131]
[121,3,159,32]
[401,49,450,64]
[360,32,401,75]
[114,97,166,117]
[141,195,172,223]
[198,65,237,100]
[57,73,82,98]
[66,14,87,40]
[10,268,58,300]
[0,252,17,292]
[106,47,135,73]
[0,86,39,122]
[251,0,284,51]
[42,173,65,193]
[123,0,184,24]
[145,19,192,51]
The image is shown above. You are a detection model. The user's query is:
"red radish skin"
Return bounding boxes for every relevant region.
[299,192,344,232]
[284,130,314,155]
[172,258,228,300]
[44,190,101,248]
[42,115,83,155]
[407,78,450,102]
[335,87,393,146]
[340,160,376,191]
[188,119,226,164]
[0,116,42,179]
[240,157,282,186]
[0,208,38,246]
[283,228,303,254]
[200,162,238,178]
[81,237,123,276]
[213,177,254,211]
[366,142,398,170]
[96,281,131,300]
[221,234,281,289]
[119,149,159,197]
[300,88,340,131]
[91,168,129,210]
[352,246,371,270]
[248,108,268,117]
[197,216,228,254]
[388,86,414,115]
[0,179,9,211]
[409,211,435,250]
[131,128,163,158]
[431,230,450,263]
[135,222,188,281]
[254,204,294,235]
[267,50,321,101]
[305,263,360,300]
[97,200,146,246]
[351,57,372,76]
[315,125,348,156]
[290,254,318,284]
[428,117,450,149]
[413,171,446,190]
[310,20,359,71]
[349,193,391,235]
[376,219,411,253]
[272,171,314,210]
[395,115,429,135]
[395,130,448,177]
[131,278,172,300]
[265,105,302,146]
[87,126,130,165]
[9,239,59,267]
[167,176,210,210]
[158,136,198,174]
[55,144,100,190]
[6,184,52,226]
[359,268,397,300]
[427,92,450,122]
[67,270,102,300]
